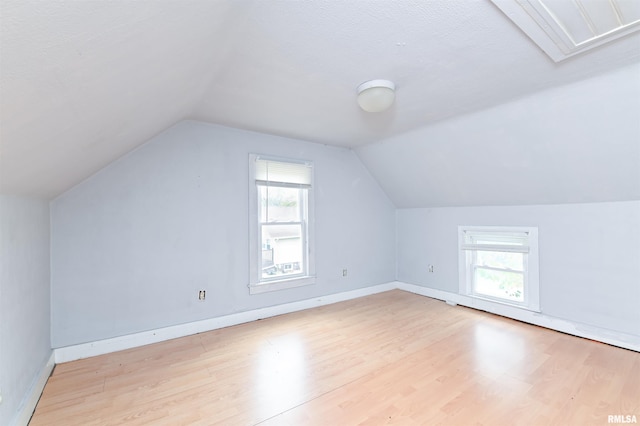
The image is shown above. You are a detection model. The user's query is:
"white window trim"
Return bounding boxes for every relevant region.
[248,153,316,294]
[458,226,540,312]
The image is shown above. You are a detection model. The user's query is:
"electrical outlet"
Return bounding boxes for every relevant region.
[198,290,206,301]
[342,268,348,277]
[428,265,434,273]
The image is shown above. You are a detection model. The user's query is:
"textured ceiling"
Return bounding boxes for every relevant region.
[1,0,639,198]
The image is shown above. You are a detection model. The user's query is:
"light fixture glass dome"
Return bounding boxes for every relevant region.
[357,79,395,113]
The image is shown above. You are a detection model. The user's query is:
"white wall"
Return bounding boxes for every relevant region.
[356,62,640,208]
[0,195,51,426]
[397,201,640,337]
[50,121,396,348]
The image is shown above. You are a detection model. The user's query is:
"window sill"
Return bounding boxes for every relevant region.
[249,276,316,295]
[467,293,540,313]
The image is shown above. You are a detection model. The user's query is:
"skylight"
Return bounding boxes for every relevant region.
[491,0,640,61]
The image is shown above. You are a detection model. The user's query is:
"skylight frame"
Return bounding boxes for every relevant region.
[491,0,640,62]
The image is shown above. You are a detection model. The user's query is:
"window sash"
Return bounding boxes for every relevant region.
[469,246,528,297]
[258,184,303,223]
[258,192,308,283]
[473,249,525,273]
[259,222,307,282]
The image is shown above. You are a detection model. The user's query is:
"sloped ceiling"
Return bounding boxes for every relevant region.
[1,0,639,201]
[357,63,640,208]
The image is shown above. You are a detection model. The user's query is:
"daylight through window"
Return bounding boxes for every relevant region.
[459,226,539,311]
[249,155,315,294]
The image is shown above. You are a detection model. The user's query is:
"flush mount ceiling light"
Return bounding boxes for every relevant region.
[357,79,395,113]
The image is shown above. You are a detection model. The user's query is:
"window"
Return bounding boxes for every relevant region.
[459,226,539,311]
[249,154,315,294]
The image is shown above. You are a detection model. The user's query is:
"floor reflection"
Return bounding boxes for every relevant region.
[255,334,308,418]
[472,321,525,376]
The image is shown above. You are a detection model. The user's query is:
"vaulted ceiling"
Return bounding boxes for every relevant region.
[1,0,639,200]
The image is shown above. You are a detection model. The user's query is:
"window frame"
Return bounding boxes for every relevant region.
[458,226,540,312]
[248,154,315,294]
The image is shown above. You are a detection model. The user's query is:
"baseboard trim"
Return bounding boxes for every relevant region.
[54,282,397,363]
[396,281,640,352]
[13,351,55,426]
[54,280,638,364]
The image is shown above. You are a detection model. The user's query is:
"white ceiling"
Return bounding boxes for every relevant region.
[1,0,639,199]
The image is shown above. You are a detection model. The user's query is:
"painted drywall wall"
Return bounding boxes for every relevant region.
[356,62,640,208]
[50,121,396,348]
[0,195,51,426]
[396,201,640,337]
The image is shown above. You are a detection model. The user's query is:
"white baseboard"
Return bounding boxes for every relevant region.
[396,281,640,352]
[54,280,638,364]
[13,351,55,426]
[54,282,397,363]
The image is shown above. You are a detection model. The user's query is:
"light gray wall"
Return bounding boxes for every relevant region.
[0,195,51,426]
[397,201,640,336]
[356,62,640,208]
[51,121,396,348]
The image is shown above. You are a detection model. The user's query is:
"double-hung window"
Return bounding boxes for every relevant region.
[459,226,539,311]
[249,154,315,294]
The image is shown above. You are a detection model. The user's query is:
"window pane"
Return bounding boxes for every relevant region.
[476,250,523,272]
[259,186,300,222]
[261,224,303,279]
[474,267,524,302]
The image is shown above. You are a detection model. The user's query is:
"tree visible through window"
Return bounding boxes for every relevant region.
[459,226,539,311]
[249,155,315,294]
[473,249,524,302]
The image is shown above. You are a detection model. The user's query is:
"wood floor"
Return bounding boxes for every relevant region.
[31,290,639,425]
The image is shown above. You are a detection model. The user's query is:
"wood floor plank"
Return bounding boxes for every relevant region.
[30,290,640,425]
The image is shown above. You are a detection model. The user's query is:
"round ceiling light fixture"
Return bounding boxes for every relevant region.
[356,79,395,113]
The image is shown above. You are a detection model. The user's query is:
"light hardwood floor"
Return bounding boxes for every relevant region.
[31,290,639,425]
